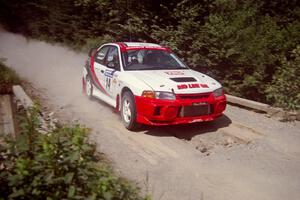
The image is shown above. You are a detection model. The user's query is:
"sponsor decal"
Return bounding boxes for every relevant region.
[165,71,185,75]
[177,83,209,89]
[200,84,209,88]
[104,69,116,78]
[124,46,171,52]
[192,102,208,106]
[105,77,111,90]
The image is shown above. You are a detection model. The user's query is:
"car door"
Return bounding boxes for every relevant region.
[102,46,121,99]
[93,46,110,94]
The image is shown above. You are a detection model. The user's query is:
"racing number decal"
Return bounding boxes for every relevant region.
[104,69,117,93]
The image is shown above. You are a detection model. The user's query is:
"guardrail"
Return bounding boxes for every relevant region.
[13,85,34,109]
[226,94,299,121]
[0,95,16,138]
[12,85,53,134]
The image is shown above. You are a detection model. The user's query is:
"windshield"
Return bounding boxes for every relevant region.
[122,49,188,70]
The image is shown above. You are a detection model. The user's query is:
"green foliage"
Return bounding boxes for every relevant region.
[0,108,147,200]
[152,0,300,109]
[265,46,300,110]
[80,35,115,53]
[0,0,299,110]
[0,59,20,85]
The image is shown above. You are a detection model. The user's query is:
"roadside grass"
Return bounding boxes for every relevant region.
[0,59,20,94]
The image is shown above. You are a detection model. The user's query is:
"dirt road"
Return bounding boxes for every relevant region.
[1,30,300,200]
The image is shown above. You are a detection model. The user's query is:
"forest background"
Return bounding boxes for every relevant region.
[0,0,299,110]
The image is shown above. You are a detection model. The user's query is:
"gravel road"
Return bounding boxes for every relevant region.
[1,30,300,200]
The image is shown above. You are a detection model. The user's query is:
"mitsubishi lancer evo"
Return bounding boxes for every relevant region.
[82,42,226,130]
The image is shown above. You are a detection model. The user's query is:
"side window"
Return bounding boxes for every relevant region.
[95,46,109,65]
[105,46,120,70]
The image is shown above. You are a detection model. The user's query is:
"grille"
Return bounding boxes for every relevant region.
[177,93,210,100]
[179,104,211,117]
[170,77,197,82]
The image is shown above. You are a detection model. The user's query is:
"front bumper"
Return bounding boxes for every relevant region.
[135,93,226,126]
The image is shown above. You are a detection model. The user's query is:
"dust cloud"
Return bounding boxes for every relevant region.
[0,29,91,111]
[0,28,119,135]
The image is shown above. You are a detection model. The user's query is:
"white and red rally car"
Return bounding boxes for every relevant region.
[82,42,226,130]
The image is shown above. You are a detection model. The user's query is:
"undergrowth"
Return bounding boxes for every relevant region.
[0,59,20,85]
[0,107,150,200]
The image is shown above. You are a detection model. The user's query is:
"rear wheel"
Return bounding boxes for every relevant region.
[85,76,93,99]
[121,92,140,130]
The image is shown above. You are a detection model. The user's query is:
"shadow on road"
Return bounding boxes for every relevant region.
[138,115,232,140]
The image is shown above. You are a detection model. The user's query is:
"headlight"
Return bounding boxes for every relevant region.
[142,91,176,100]
[155,91,176,100]
[213,87,224,97]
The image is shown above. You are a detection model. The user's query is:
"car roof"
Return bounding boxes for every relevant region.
[113,42,171,52]
[123,42,161,47]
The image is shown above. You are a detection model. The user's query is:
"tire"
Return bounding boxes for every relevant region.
[85,75,93,99]
[121,92,140,130]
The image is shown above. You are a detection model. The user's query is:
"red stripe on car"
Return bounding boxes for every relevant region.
[90,55,108,95]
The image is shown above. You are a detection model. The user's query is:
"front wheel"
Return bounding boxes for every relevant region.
[121,92,140,130]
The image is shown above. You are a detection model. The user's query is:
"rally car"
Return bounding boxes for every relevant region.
[82,42,226,130]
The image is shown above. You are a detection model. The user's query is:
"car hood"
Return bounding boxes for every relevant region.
[126,69,221,94]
